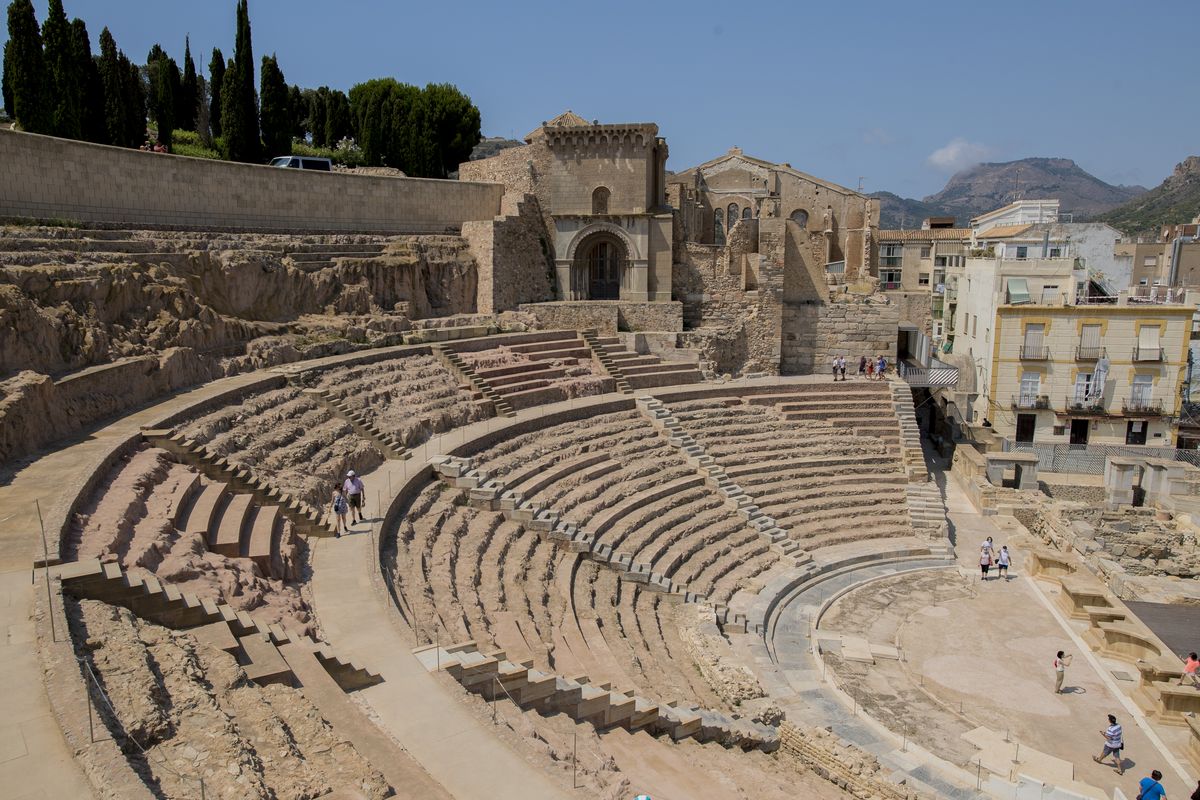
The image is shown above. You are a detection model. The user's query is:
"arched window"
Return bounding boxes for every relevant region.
[790,209,809,227]
[714,210,725,245]
[727,203,739,230]
[592,186,610,215]
[742,206,752,220]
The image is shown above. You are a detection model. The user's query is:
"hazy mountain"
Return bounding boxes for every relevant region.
[873,157,1146,229]
[1093,156,1200,236]
[469,136,525,161]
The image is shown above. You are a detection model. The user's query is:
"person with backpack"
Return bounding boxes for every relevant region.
[331,486,350,537]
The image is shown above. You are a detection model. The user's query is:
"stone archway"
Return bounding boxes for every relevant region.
[573,231,628,300]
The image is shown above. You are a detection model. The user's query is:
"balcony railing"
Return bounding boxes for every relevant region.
[881,281,901,290]
[1064,394,1106,414]
[1019,345,1050,360]
[1134,345,1164,362]
[1123,396,1165,415]
[1075,346,1106,361]
[1012,394,1050,410]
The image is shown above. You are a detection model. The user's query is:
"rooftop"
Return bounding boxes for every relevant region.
[878,228,973,242]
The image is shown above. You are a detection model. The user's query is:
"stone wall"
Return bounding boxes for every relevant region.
[780,298,899,374]
[459,144,554,239]
[516,300,684,336]
[0,128,504,233]
[889,291,933,333]
[462,193,555,313]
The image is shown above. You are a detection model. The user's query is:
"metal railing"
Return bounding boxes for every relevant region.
[1003,439,1200,475]
[1064,394,1106,413]
[1075,346,1106,361]
[1134,346,1164,362]
[1123,396,1165,415]
[1012,394,1050,410]
[1019,345,1050,360]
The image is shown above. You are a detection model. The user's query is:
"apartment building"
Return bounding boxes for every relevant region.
[877,223,972,345]
[1114,219,1200,288]
[953,252,1190,446]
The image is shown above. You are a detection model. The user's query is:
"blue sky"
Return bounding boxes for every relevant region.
[3,0,1195,197]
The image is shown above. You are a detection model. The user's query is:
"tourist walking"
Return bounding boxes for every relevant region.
[979,546,993,579]
[839,355,847,381]
[858,355,867,378]
[981,536,995,558]
[866,358,875,379]
[832,355,840,382]
[876,354,888,380]
[1093,714,1124,775]
[1053,650,1073,693]
[1135,770,1166,800]
[343,470,366,524]
[997,545,1011,579]
[1180,651,1199,688]
[331,486,349,537]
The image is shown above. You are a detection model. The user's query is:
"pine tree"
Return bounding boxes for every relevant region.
[207,48,224,139]
[221,0,259,161]
[179,36,197,132]
[6,0,49,133]
[145,44,174,147]
[40,0,80,138]
[258,54,289,157]
[71,18,105,143]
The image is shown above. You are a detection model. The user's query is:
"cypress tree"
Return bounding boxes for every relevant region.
[2,40,13,117]
[97,27,125,145]
[145,44,175,147]
[207,48,224,139]
[287,84,304,139]
[308,87,327,147]
[121,53,144,146]
[258,54,289,157]
[40,0,80,137]
[221,0,259,161]
[71,18,105,143]
[179,36,197,131]
[326,89,350,149]
[6,0,49,133]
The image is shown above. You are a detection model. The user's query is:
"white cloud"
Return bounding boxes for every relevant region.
[927,137,992,172]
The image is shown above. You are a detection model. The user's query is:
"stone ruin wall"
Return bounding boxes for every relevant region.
[780,299,900,375]
[462,193,556,314]
[459,143,555,247]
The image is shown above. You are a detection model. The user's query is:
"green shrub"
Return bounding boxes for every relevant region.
[169,129,220,159]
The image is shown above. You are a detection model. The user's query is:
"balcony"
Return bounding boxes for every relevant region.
[1012,394,1050,410]
[1075,346,1106,361]
[1064,394,1106,415]
[881,281,902,290]
[1123,396,1165,415]
[1134,346,1164,362]
[1019,345,1050,360]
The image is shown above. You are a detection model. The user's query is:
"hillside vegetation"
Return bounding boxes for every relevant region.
[1094,157,1200,236]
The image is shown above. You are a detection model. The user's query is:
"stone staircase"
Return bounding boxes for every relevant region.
[905,482,948,537]
[172,473,296,579]
[634,396,813,567]
[581,329,633,393]
[412,639,779,751]
[299,387,411,460]
[431,343,514,417]
[889,382,928,482]
[142,429,338,537]
[55,559,381,692]
[429,455,759,634]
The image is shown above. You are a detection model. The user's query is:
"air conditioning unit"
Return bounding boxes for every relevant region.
[1035,396,1050,409]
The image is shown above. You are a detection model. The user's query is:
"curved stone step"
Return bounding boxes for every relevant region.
[211,493,254,557]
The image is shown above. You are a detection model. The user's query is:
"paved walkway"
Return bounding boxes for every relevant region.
[933,464,1194,798]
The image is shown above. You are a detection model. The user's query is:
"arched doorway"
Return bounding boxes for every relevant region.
[573,232,627,299]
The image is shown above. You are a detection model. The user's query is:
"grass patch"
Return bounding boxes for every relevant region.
[169,130,221,160]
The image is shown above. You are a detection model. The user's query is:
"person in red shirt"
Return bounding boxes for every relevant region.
[1180,651,1199,688]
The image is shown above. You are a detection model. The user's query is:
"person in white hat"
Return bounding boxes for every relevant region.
[342,470,366,524]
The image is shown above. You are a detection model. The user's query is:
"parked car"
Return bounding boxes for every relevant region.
[268,156,332,171]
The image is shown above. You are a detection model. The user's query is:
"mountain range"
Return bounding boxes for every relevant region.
[1094,157,1200,236]
[871,158,1146,229]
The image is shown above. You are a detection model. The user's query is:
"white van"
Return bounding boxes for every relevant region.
[269,156,332,171]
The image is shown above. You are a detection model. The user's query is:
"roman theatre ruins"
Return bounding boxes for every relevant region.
[2,116,1198,800]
